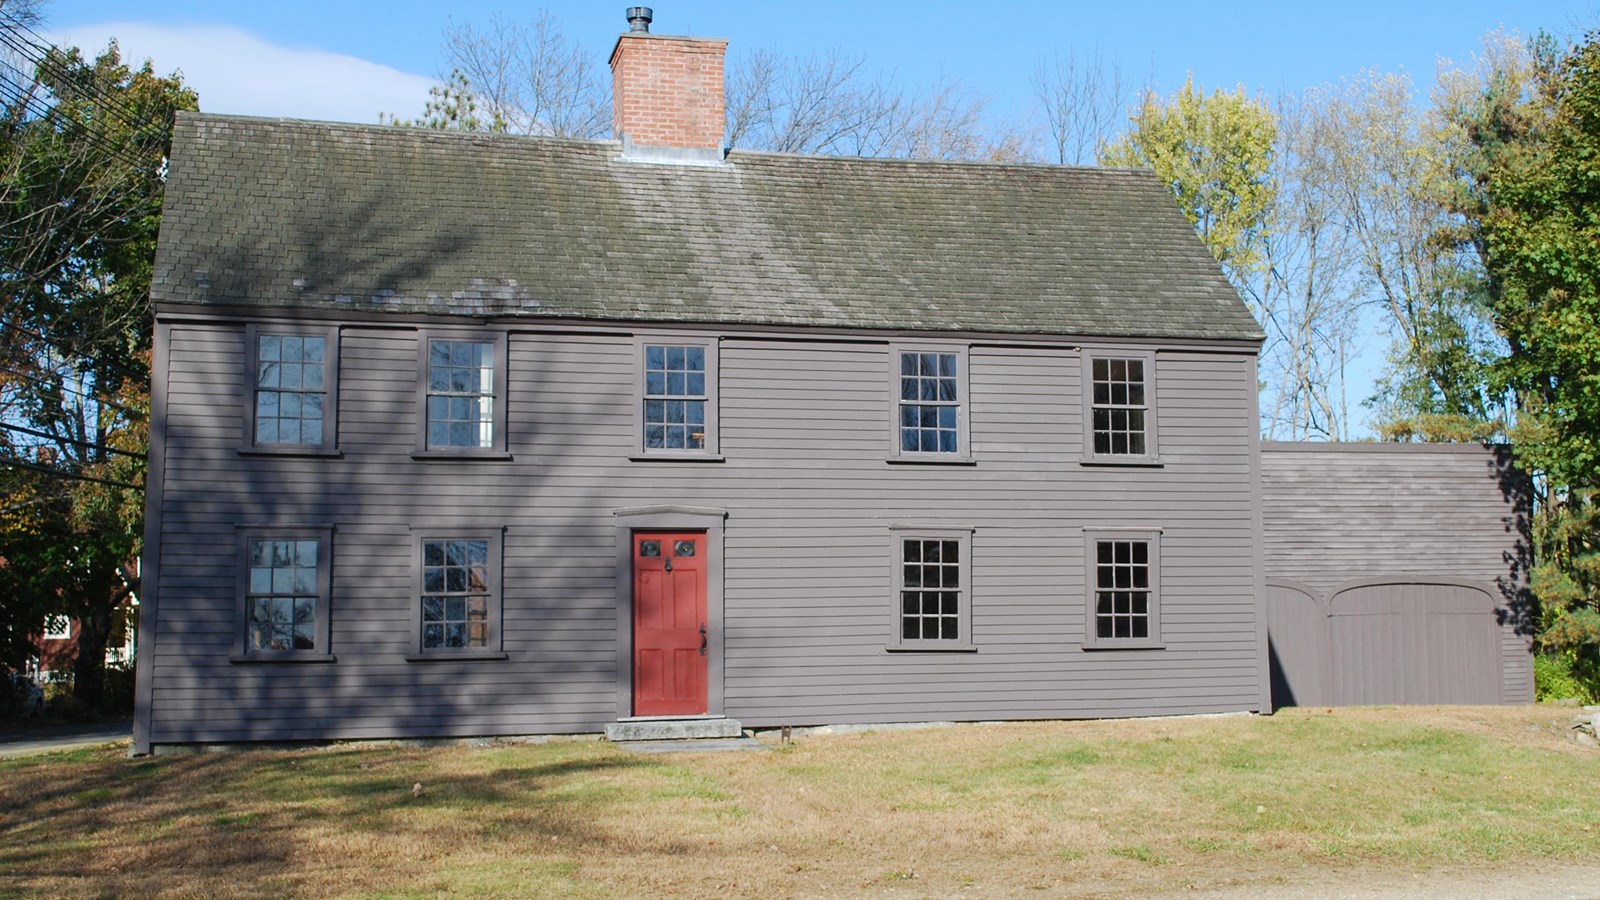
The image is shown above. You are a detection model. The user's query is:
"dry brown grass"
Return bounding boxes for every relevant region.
[1,705,1596,898]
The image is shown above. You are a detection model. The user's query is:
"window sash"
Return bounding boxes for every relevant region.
[890,528,973,649]
[234,527,333,661]
[248,328,334,449]
[1083,530,1161,648]
[640,341,712,452]
[1089,356,1150,458]
[425,340,496,449]
[896,350,962,455]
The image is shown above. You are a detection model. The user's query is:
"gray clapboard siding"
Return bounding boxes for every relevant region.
[1260,443,1533,705]
[144,319,1263,745]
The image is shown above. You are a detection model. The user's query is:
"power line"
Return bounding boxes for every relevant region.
[0,362,145,416]
[0,318,148,383]
[0,420,143,459]
[0,12,156,138]
[0,455,142,490]
[0,19,164,172]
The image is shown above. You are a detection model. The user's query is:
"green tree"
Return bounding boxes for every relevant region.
[1459,29,1600,688]
[0,34,196,706]
[1099,74,1278,290]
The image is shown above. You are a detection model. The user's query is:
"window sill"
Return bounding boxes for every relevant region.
[238,447,342,458]
[404,651,510,662]
[411,451,514,461]
[229,653,337,664]
[1081,641,1166,651]
[885,456,976,466]
[1080,458,1163,468]
[629,453,725,463]
[886,643,978,653]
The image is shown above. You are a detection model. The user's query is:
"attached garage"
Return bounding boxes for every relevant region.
[1261,444,1535,709]
[1267,576,1506,707]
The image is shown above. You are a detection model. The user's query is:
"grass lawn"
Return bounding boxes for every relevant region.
[0,705,1595,897]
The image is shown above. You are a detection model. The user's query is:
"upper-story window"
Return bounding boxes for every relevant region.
[416,331,509,457]
[891,345,969,461]
[635,337,719,458]
[1084,351,1157,463]
[245,324,338,453]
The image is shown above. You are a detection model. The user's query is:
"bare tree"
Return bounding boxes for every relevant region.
[1252,93,1365,440]
[438,11,611,139]
[726,47,1024,161]
[1031,49,1132,165]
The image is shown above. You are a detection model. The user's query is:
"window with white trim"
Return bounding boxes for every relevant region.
[41,615,70,640]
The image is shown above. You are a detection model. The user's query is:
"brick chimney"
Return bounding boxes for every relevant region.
[609,7,728,163]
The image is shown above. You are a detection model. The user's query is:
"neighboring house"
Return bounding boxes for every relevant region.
[27,605,139,684]
[131,13,1530,754]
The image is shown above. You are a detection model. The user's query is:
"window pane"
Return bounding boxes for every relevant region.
[259,335,281,362]
[646,345,665,369]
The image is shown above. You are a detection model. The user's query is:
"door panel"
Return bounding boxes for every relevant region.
[633,532,708,716]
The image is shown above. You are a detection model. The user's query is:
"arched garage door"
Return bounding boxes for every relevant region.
[1266,578,1505,708]
[1328,580,1502,706]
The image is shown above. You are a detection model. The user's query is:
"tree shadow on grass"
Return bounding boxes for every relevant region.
[0,744,676,897]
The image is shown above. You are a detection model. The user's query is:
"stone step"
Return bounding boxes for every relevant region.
[605,716,744,742]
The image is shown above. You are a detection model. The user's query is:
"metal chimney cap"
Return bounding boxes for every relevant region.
[625,7,653,32]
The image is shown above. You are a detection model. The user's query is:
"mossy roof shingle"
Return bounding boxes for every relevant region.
[152,112,1264,342]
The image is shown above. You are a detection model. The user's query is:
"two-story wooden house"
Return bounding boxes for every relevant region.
[133,14,1280,754]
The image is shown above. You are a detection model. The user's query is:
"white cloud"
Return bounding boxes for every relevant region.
[46,22,436,124]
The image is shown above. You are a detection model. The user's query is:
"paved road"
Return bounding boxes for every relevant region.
[0,721,131,758]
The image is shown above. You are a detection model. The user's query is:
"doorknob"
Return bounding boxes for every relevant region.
[699,624,707,656]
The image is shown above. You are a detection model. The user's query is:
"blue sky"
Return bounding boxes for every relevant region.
[46,1,1596,125]
[39,1,1600,435]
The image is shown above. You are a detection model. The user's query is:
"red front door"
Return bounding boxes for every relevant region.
[632,532,708,716]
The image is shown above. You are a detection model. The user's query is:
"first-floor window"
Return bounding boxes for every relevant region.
[422,539,491,649]
[1084,529,1161,647]
[890,527,974,649]
[411,529,503,658]
[235,527,333,659]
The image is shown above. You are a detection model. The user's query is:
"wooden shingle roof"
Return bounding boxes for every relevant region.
[152,112,1264,342]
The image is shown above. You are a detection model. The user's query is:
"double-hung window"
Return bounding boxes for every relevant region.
[889,527,975,650]
[1083,351,1157,463]
[233,526,334,662]
[244,324,338,453]
[417,331,508,457]
[1083,529,1162,649]
[891,345,969,461]
[636,337,719,457]
[408,529,505,660]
